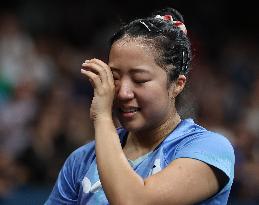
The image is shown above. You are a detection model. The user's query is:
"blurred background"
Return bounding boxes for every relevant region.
[0,0,258,204]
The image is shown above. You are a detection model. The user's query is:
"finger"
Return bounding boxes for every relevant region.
[81,69,102,89]
[82,61,109,85]
[90,58,114,87]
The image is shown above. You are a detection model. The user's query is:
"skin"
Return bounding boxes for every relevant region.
[81,38,220,205]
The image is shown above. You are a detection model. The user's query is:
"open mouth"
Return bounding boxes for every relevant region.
[119,107,141,113]
[118,107,141,118]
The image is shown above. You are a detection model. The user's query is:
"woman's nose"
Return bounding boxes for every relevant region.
[116,81,134,100]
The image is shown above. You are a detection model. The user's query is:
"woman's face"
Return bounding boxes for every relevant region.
[108,38,177,132]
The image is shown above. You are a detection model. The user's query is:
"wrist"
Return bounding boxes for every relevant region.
[93,113,113,124]
[93,115,117,137]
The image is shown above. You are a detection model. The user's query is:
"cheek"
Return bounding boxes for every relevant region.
[140,97,171,127]
[138,86,171,112]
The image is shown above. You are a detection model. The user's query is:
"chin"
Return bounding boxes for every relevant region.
[119,120,141,132]
[119,119,151,134]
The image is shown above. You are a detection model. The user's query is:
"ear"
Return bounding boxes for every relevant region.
[169,75,186,98]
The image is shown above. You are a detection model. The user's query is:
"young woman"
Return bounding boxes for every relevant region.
[45,7,235,205]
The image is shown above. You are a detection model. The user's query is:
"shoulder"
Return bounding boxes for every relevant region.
[173,119,235,161]
[61,140,96,179]
[162,118,235,183]
[163,118,234,154]
[68,140,96,162]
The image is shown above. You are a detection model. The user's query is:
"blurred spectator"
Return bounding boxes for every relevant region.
[244,80,259,139]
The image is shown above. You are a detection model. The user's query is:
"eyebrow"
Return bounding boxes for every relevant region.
[110,67,151,74]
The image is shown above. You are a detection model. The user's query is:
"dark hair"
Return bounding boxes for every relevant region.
[109,7,192,82]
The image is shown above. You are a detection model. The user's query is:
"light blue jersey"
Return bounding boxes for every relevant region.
[45,119,235,205]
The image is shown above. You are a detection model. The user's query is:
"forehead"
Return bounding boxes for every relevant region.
[112,35,156,56]
[112,36,156,52]
[109,37,160,71]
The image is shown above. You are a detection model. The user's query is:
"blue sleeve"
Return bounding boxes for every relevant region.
[45,142,95,205]
[174,132,235,186]
[44,152,79,204]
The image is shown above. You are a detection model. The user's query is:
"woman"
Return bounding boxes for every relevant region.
[45,7,235,205]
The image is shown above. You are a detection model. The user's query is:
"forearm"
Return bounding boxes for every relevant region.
[94,117,145,205]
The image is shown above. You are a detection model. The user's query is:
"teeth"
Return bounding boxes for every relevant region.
[121,108,139,113]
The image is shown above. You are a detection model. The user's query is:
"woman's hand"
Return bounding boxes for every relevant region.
[81,58,115,122]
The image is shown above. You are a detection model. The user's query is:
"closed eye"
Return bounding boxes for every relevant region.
[133,79,151,84]
[112,72,120,81]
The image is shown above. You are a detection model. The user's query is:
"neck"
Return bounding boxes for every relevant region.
[125,112,181,156]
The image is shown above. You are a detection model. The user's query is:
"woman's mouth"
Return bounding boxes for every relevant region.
[118,107,141,118]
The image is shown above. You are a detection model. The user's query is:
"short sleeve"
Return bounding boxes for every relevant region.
[44,152,79,205]
[44,142,95,205]
[174,132,235,186]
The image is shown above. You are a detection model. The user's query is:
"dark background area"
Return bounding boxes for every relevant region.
[2,0,259,52]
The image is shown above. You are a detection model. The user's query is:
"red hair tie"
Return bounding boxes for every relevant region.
[155,15,187,34]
